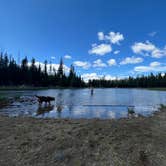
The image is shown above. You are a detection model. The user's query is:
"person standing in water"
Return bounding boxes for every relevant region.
[91,87,94,95]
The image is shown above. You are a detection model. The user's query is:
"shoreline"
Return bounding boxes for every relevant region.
[0,108,166,165]
[0,86,166,91]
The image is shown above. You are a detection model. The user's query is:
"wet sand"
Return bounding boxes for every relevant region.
[0,108,166,166]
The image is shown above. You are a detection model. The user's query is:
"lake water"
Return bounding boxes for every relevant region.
[0,88,166,119]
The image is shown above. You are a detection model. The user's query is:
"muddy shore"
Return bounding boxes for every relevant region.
[0,108,166,166]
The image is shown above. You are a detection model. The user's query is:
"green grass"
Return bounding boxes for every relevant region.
[0,96,6,101]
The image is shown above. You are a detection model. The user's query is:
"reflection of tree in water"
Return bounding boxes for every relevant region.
[36,105,54,116]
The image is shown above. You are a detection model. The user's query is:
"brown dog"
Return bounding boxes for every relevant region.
[35,95,55,105]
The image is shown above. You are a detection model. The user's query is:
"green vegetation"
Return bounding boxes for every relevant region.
[0,53,85,88]
[148,88,166,91]
[89,73,166,88]
[0,96,8,108]
[160,104,166,110]
[0,52,166,88]
[0,96,6,101]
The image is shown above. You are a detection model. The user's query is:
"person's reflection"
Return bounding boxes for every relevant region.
[36,105,54,116]
[68,91,74,115]
[56,92,64,118]
[55,105,62,118]
[91,87,94,96]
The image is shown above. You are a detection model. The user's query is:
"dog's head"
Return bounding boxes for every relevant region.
[47,96,55,101]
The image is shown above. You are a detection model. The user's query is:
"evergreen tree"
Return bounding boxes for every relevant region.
[0,51,165,88]
[57,58,64,79]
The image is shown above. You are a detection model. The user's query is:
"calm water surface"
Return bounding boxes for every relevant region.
[0,88,165,119]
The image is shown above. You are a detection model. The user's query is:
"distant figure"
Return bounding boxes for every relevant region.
[35,95,55,105]
[91,87,94,95]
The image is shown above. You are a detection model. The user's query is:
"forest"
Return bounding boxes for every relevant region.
[0,52,165,88]
[0,52,85,87]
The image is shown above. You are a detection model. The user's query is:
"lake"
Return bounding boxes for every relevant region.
[0,88,166,119]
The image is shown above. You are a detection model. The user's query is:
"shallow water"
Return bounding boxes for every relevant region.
[0,88,166,119]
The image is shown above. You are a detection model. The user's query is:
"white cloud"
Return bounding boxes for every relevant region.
[81,73,116,82]
[150,61,161,67]
[131,41,166,58]
[161,73,165,77]
[106,32,124,44]
[107,59,117,66]
[120,56,143,65]
[93,59,107,68]
[51,56,55,60]
[81,73,100,82]
[132,41,155,54]
[98,32,105,40]
[114,50,120,55]
[151,47,166,58]
[73,61,91,69]
[89,43,112,56]
[148,31,157,37]
[98,31,124,45]
[64,54,72,59]
[134,62,166,72]
[104,75,116,80]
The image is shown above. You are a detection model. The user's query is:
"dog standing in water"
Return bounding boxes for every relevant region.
[35,95,55,105]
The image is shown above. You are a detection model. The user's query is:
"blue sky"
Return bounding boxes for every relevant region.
[0,0,166,81]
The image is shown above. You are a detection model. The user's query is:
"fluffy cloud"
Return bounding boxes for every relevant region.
[98,32,105,40]
[98,31,124,44]
[89,43,112,56]
[107,59,117,66]
[151,47,166,58]
[64,54,72,59]
[120,56,143,65]
[131,41,166,58]
[73,61,91,69]
[93,59,107,68]
[81,73,116,82]
[89,31,123,56]
[150,61,161,67]
[134,62,166,72]
[113,50,120,55]
[132,41,155,54]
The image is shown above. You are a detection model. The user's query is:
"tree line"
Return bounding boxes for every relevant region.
[89,73,166,88]
[0,52,165,88]
[0,52,85,87]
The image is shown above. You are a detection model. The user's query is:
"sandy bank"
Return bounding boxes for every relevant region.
[0,109,166,166]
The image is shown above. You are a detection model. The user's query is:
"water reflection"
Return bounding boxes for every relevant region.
[36,105,54,116]
[67,91,75,115]
[54,92,64,118]
[0,88,165,119]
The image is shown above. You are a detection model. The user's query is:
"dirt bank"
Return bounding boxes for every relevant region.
[0,109,166,166]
